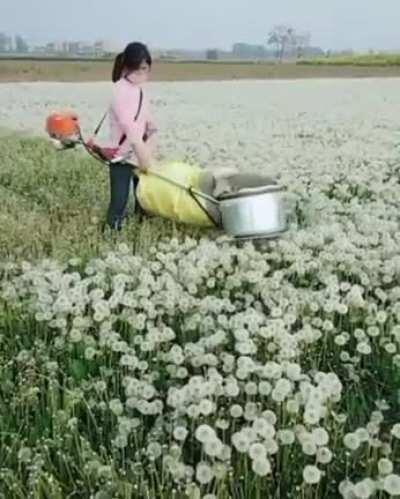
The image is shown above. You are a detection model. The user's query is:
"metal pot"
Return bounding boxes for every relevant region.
[217,185,287,239]
[111,157,288,240]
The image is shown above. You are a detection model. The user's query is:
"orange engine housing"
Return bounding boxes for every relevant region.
[46,111,80,140]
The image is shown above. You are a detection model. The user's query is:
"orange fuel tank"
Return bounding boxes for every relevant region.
[46,111,80,140]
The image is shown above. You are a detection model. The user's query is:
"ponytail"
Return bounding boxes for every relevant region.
[112,52,125,82]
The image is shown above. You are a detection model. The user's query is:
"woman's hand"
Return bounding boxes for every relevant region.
[145,125,158,141]
[137,164,148,174]
[132,139,153,172]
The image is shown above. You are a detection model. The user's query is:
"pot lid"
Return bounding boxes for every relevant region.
[218,184,285,200]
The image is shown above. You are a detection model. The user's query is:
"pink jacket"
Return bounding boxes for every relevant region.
[107,77,156,157]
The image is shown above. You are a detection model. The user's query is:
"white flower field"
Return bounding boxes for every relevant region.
[0,79,399,498]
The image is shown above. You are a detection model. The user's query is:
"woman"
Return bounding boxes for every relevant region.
[105,42,157,230]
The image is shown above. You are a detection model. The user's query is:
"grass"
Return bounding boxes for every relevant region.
[299,53,400,67]
[0,134,210,262]
[2,58,400,82]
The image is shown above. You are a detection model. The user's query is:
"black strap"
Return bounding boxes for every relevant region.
[118,88,143,146]
[93,112,108,136]
[93,88,144,147]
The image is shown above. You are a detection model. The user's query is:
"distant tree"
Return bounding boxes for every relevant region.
[206,49,219,61]
[267,25,295,62]
[294,32,311,59]
[15,35,29,53]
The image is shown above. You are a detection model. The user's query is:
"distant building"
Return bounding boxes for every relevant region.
[0,34,122,56]
[157,49,207,60]
[45,42,56,54]
[93,39,120,55]
[80,44,95,55]
[0,33,13,52]
[67,42,82,54]
[15,35,29,53]
[206,49,219,60]
[232,43,273,59]
[94,40,104,55]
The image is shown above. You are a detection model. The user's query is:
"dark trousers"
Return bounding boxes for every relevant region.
[106,163,140,230]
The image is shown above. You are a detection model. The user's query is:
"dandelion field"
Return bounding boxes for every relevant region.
[0,80,400,498]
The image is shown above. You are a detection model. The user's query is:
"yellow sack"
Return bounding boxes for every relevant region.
[136,161,214,227]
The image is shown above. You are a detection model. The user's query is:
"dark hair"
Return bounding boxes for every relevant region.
[112,42,152,82]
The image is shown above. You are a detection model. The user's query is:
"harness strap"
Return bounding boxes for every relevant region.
[93,111,108,137]
[93,87,144,145]
[118,88,143,146]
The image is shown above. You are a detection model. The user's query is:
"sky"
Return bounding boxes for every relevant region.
[1,0,399,52]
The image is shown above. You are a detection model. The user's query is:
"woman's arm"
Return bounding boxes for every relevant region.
[145,121,158,153]
[132,138,152,171]
[144,98,158,153]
